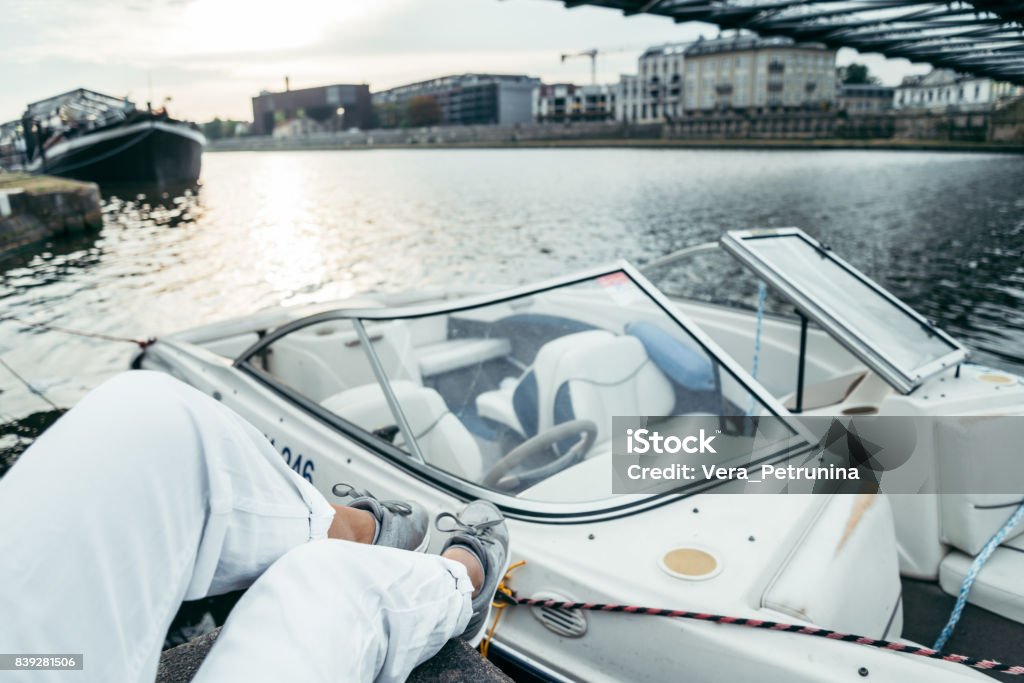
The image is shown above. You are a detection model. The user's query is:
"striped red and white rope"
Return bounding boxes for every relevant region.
[497,594,1024,676]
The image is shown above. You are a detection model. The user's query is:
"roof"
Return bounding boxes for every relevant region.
[374,74,541,97]
[684,34,829,56]
[546,1,1024,85]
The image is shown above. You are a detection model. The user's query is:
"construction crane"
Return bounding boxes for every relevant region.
[559,46,646,85]
[561,49,600,85]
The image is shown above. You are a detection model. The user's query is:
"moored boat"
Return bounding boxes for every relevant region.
[134,228,1024,681]
[0,89,204,186]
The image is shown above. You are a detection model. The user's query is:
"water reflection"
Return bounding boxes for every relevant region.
[0,149,1022,435]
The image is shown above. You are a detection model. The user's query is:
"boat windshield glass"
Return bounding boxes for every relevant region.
[247,268,800,504]
[722,229,966,392]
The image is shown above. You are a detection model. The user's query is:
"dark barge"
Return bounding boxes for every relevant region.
[0,89,204,186]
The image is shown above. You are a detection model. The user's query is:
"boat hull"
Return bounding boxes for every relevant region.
[29,119,204,186]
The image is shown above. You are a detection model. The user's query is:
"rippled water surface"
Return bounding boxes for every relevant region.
[2,148,1023,462]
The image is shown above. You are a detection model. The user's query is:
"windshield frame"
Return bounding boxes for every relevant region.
[234,261,809,520]
[722,227,967,394]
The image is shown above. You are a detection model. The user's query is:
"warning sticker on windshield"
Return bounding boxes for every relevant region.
[598,272,638,306]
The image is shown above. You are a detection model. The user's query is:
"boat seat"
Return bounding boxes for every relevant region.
[267,320,420,402]
[475,330,616,439]
[322,380,483,481]
[939,534,1024,625]
[415,337,512,377]
[548,334,676,444]
[624,321,717,413]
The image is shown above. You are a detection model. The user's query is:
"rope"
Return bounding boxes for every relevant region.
[0,356,63,412]
[486,561,1024,676]
[480,560,526,657]
[0,314,155,349]
[934,500,1024,651]
[748,280,767,416]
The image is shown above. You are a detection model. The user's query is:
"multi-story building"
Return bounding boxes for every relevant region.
[837,83,894,114]
[372,74,540,127]
[683,35,836,113]
[893,69,1021,111]
[617,43,687,123]
[251,84,372,135]
[534,83,616,123]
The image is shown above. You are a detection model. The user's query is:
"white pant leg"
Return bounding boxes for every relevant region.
[0,371,336,683]
[194,540,474,683]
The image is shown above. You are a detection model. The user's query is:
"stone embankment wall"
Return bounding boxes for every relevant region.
[208,104,1024,152]
[0,174,102,253]
[990,98,1024,143]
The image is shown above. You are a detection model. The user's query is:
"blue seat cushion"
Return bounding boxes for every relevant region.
[625,321,716,393]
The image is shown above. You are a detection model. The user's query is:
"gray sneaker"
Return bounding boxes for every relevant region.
[332,483,430,553]
[436,500,511,646]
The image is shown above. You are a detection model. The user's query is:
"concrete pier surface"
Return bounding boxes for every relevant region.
[156,627,513,682]
[0,172,102,253]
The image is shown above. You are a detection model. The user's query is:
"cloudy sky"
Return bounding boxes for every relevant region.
[1,0,928,123]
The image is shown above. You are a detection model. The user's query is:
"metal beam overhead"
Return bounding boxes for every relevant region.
[547,0,1024,84]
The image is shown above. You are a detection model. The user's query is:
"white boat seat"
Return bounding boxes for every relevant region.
[549,334,676,444]
[322,380,483,481]
[939,495,1024,557]
[475,330,616,439]
[267,320,420,402]
[416,337,512,377]
[939,535,1024,625]
[782,370,868,412]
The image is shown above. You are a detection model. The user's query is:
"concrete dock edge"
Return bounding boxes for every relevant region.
[0,173,103,253]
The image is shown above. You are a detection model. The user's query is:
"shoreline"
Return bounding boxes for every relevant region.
[206,137,1024,155]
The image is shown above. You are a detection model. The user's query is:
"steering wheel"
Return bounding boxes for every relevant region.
[482,419,598,492]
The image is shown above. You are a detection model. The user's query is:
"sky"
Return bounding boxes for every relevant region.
[0,0,930,123]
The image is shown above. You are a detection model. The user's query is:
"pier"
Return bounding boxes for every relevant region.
[0,173,102,253]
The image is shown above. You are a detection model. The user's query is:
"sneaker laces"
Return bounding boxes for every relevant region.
[332,483,413,516]
[435,511,503,543]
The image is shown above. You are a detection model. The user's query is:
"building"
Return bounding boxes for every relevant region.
[837,83,894,114]
[893,69,1021,111]
[251,84,372,136]
[372,74,540,127]
[618,43,687,123]
[534,83,616,123]
[683,35,836,114]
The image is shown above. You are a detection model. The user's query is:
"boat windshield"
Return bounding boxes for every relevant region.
[245,267,800,504]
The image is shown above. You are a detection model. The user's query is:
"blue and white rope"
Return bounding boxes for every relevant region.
[748,280,768,416]
[934,500,1024,651]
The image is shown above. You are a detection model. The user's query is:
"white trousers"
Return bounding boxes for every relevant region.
[0,372,473,683]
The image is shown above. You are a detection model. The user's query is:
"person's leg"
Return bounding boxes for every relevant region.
[0,371,338,682]
[195,500,510,683]
[194,541,475,683]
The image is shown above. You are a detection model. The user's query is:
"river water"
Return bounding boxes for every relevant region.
[2,148,1023,469]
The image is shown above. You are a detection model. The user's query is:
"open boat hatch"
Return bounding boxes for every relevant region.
[721,228,968,394]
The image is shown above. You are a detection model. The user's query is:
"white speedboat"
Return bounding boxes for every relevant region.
[136,228,1024,682]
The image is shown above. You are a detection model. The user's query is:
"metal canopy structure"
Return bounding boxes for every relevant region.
[551,0,1024,85]
[24,89,133,123]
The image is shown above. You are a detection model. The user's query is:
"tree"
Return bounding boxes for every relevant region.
[372,102,402,129]
[200,118,247,139]
[842,63,878,85]
[404,96,442,128]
